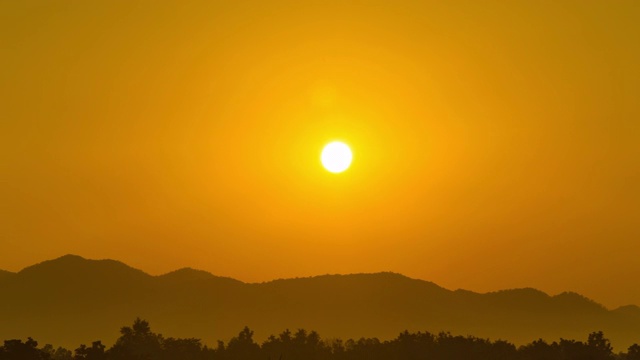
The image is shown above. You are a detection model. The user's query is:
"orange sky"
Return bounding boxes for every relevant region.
[1,0,639,308]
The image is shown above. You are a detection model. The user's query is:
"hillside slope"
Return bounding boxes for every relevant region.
[1,255,639,350]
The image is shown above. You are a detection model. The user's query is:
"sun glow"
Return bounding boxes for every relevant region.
[321,141,353,173]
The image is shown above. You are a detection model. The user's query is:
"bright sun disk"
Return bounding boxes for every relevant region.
[321,141,352,173]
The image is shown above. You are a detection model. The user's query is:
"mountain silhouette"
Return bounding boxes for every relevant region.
[1,255,639,350]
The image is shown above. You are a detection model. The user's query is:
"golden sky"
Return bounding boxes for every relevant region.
[1,0,639,308]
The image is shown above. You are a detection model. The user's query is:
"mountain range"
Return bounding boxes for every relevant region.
[1,255,639,350]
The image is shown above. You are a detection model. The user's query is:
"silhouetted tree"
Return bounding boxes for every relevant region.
[587,331,614,360]
[518,339,558,360]
[261,329,290,360]
[0,338,50,360]
[161,337,203,360]
[326,338,345,357]
[108,318,163,360]
[344,337,383,360]
[74,341,106,360]
[54,348,73,360]
[42,345,72,360]
[627,344,640,360]
[205,340,227,360]
[391,330,435,360]
[2,321,635,360]
[558,338,594,360]
[226,327,260,360]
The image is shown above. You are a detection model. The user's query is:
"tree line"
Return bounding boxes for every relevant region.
[2,318,640,360]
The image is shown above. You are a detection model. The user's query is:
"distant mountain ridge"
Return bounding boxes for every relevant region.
[0,269,14,280]
[1,255,639,350]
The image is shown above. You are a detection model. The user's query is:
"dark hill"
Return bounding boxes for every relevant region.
[0,269,15,281]
[612,305,640,319]
[158,267,243,285]
[0,255,638,351]
[17,254,150,283]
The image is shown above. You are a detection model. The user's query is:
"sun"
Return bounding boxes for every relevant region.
[321,141,352,173]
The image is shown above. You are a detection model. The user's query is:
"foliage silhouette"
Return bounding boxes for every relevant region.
[108,318,163,360]
[0,338,49,360]
[3,319,640,360]
[74,341,106,360]
[42,344,72,360]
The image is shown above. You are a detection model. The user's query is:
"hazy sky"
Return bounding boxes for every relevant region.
[1,0,639,308]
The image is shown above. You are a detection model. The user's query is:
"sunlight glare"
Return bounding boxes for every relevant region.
[321,141,353,173]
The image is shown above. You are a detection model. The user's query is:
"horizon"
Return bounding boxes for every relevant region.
[2,253,636,310]
[4,251,640,353]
